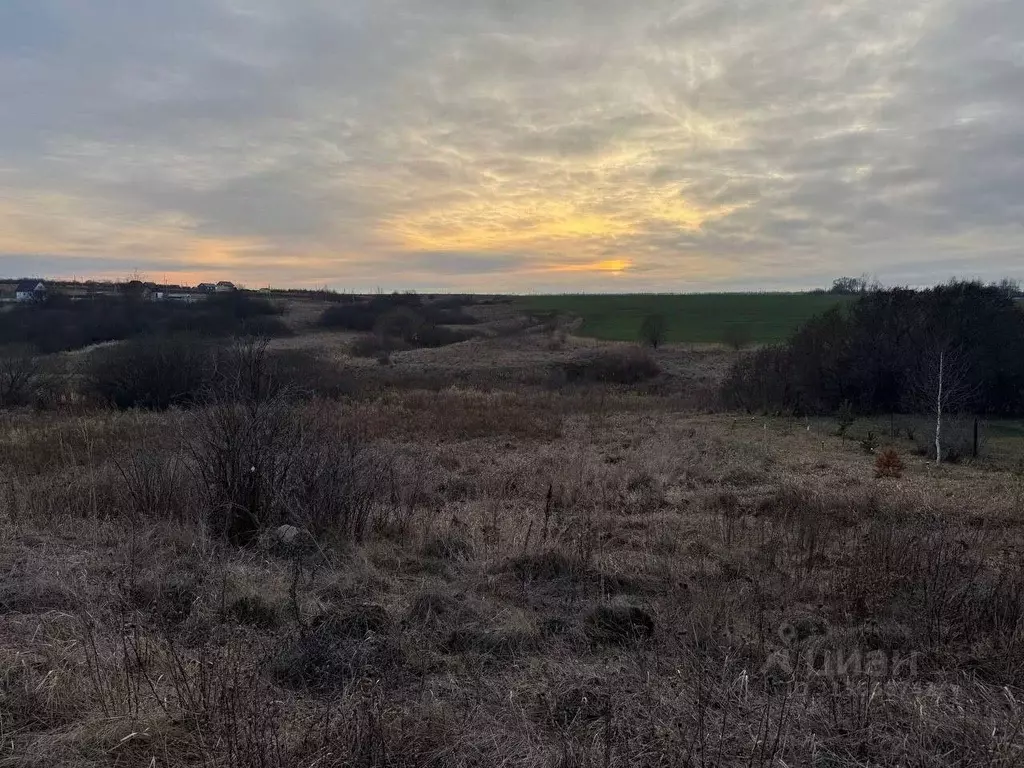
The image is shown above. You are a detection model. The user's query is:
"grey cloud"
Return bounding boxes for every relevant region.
[1,0,1022,289]
[397,251,525,275]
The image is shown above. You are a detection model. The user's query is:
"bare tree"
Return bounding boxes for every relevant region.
[0,346,41,408]
[639,313,667,349]
[994,278,1022,299]
[910,342,978,465]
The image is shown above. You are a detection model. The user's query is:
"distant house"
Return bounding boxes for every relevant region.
[15,280,46,302]
[215,281,236,293]
[121,279,163,301]
[197,283,218,293]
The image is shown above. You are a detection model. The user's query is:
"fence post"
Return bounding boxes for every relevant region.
[973,418,979,459]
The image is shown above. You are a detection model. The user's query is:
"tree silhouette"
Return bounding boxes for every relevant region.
[639,314,667,349]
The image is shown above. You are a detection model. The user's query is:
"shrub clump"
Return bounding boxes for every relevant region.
[0,346,42,409]
[85,335,213,410]
[319,292,479,333]
[192,398,391,546]
[86,336,349,411]
[266,350,351,399]
[179,340,393,546]
[876,448,906,478]
[559,348,661,385]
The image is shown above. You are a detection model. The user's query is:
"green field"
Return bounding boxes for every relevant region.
[520,293,854,345]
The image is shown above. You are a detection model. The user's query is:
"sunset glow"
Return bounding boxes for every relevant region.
[0,0,1021,290]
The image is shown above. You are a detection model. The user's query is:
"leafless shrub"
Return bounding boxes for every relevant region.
[84,335,213,410]
[0,346,41,408]
[559,347,661,385]
[116,448,194,521]
[191,400,390,545]
[76,624,341,767]
[208,336,284,404]
[283,422,393,542]
[268,348,353,399]
[186,339,392,545]
[189,394,302,545]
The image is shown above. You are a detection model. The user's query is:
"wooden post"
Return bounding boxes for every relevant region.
[973,418,980,459]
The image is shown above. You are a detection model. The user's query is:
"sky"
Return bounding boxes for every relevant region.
[0,0,1021,293]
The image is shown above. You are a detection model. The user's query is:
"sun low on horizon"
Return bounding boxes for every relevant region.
[0,0,1021,292]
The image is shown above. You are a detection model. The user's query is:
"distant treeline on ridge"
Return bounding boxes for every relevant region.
[723,281,1024,416]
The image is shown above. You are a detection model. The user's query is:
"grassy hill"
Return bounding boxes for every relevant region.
[520,292,854,345]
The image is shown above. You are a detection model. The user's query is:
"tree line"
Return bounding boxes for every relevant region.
[722,281,1024,418]
[0,291,288,354]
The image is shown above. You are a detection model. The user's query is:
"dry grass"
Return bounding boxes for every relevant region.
[1,327,1023,766]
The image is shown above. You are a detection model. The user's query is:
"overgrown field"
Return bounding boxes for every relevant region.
[520,293,854,345]
[1,302,1024,767]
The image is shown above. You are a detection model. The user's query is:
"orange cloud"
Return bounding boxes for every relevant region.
[381,155,743,263]
[182,237,271,268]
[544,258,634,275]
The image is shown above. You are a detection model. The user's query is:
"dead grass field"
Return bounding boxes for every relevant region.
[2,299,1024,767]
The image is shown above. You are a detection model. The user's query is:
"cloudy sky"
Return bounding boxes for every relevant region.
[0,0,1021,291]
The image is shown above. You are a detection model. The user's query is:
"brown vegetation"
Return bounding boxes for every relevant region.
[875,448,906,478]
[1,298,1023,767]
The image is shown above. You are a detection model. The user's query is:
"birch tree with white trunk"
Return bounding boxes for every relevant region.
[912,342,977,465]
